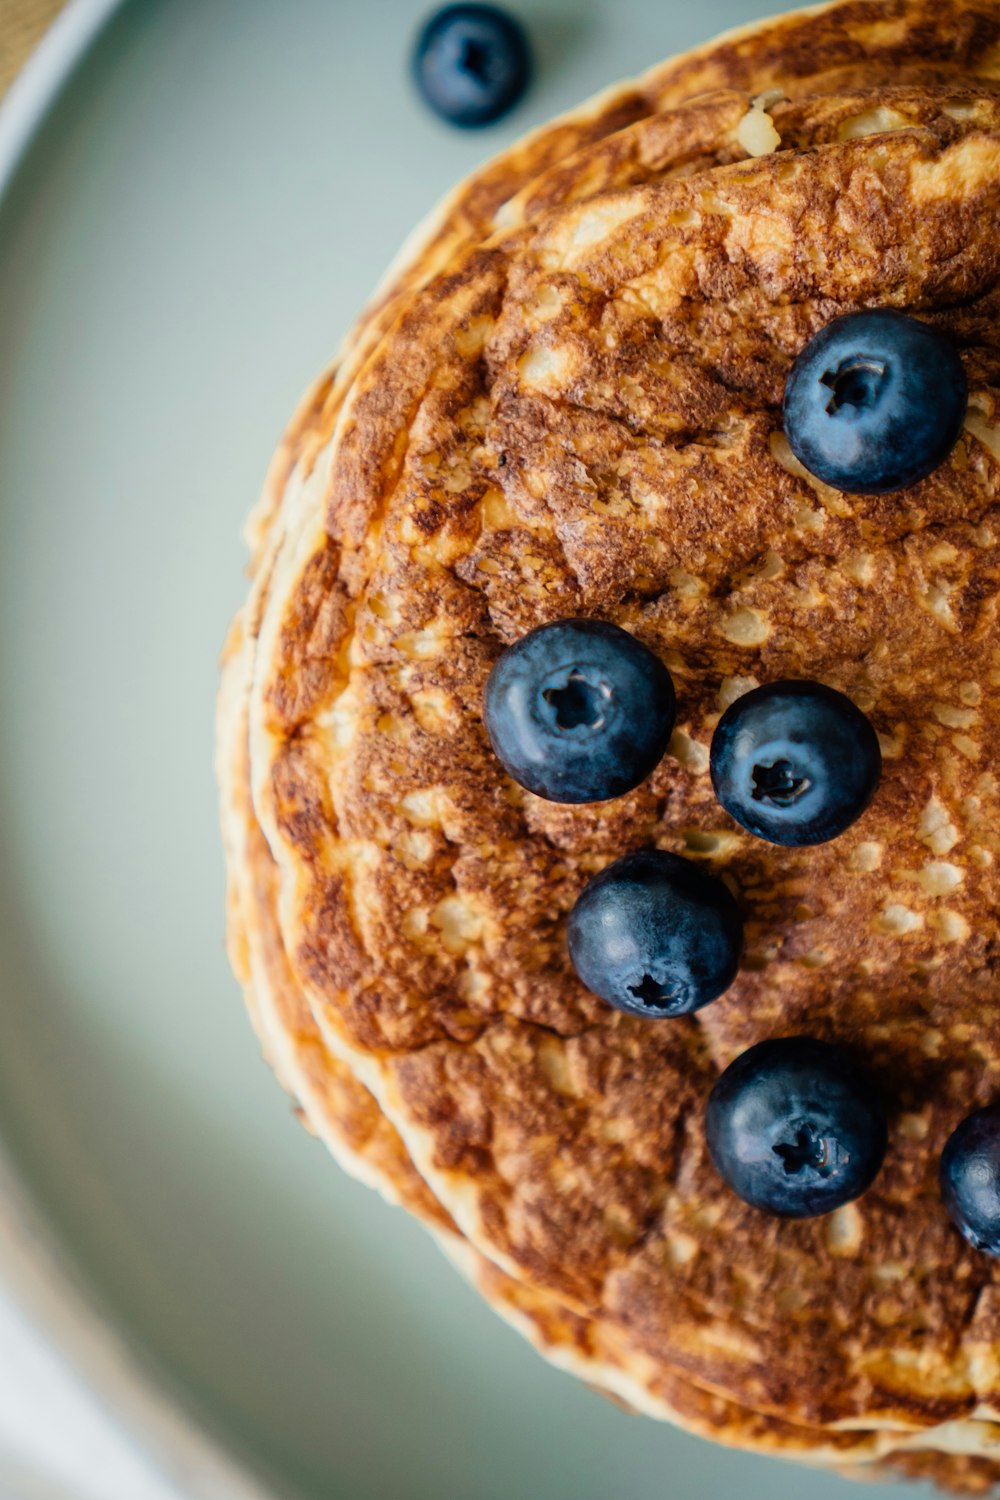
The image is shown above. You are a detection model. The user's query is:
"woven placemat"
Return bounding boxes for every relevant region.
[0,0,65,97]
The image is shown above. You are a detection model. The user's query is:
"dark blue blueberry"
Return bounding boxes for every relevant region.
[706,1037,887,1219]
[710,680,881,847]
[412,4,531,128]
[783,309,967,494]
[483,619,676,804]
[566,850,742,1018]
[941,1104,1000,1256]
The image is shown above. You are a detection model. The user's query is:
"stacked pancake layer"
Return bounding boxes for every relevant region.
[218,1,1000,1489]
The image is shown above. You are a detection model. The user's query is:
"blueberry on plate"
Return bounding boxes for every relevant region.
[710,680,881,847]
[483,618,676,804]
[941,1104,1000,1256]
[412,4,532,128]
[783,308,967,494]
[706,1037,887,1219]
[567,849,743,1018]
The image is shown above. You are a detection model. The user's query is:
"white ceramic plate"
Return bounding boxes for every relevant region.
[0,3,913,1496]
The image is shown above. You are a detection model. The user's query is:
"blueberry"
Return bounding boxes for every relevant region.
[483,619,676,804]
[783,309,967,494]
[567,850,743,1018]
[710,680,881,847]
[706,1037,887,1219]
[940,1105,1000,1256]
[412,4,531,128]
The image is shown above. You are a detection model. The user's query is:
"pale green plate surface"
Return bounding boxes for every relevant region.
[0,2,916,1495]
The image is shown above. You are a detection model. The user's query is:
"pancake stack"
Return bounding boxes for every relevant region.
[217,1,1000,1488]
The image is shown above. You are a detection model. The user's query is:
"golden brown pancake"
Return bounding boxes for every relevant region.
[249,0,1000,557]
[220,0,1000,1483]
[219,615,1000,1478]
[220,622,1000,1480]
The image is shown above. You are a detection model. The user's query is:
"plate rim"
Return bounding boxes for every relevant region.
[0,0,121,198]
[0,4,278,1496]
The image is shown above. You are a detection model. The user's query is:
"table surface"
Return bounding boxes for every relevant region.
[0,0,65,97]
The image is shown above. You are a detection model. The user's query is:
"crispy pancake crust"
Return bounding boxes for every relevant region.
[251,0,1000,555]
[220,630,888,1464]
[220,619,1000,1476]
[222,618,1000,1479]
[221,0,1000,1478]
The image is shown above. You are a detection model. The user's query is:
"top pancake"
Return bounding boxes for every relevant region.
[222,589,1000,1487]
[251,0,1000,556]
[240,0,1000,1439]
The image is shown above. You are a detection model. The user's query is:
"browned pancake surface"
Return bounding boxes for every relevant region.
[229,0,1000,1459]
